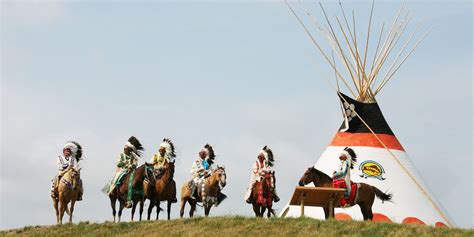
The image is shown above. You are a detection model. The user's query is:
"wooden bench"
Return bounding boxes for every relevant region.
[281,187,345,218]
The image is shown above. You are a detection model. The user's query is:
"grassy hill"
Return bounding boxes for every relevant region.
[1,216,472,237]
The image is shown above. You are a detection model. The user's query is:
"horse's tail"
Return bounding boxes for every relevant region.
[372,186,392,203]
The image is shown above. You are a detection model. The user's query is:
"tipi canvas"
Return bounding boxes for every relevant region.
[281,1,453,226]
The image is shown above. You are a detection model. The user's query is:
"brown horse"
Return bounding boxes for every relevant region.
[143,162,177,220]
[109,163,154,222]
[180,166,227,218]
[250,171,277,218]
[299,167,392,220]
[52,168,80,224]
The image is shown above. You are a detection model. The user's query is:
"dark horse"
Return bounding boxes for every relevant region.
[250,171,276,218]
[143,162,177,220]
[299,167,392,220]
[109,163,154,222]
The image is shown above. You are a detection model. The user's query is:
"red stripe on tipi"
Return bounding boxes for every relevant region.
[330,132,404,151]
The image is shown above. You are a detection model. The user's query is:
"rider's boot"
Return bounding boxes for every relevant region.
[245,184,253,204]
[273,189,280,203]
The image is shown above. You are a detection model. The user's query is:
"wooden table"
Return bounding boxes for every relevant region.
[281,187,345,218]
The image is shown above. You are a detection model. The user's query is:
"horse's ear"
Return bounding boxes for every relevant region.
[221,165,225,170]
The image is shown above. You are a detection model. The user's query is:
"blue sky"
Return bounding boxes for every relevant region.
[1,0,472,229]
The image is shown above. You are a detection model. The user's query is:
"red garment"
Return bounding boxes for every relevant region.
[257,173,274,207]
[333,178,358,207]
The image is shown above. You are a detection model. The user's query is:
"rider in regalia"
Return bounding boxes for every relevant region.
[108,136,144,208]
[150,138,176,178]
[245,146,280,204]
[189,144,226,204]
[150,138,177,202]
[51,141,84,201]
[332,147,357,206]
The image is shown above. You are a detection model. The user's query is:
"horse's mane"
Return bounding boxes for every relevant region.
[311,167,332,183]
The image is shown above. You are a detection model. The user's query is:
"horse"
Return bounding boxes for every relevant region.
[52,168,81,224]
[299,167,392,220]
[109,163,154,222]
[143,162,177,220]
[250,171,277,218]
[180,166,227,218]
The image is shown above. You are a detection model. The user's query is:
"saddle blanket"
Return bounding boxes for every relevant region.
[332,178,358,207]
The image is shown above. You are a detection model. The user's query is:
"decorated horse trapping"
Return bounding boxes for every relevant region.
[332,178,359,207]
[257,173,274,207]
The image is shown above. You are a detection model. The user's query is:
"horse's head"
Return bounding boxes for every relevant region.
[143,162,155,181]
[299,166,317,186]
[214,165,226,188]
[61,168,80,190]
[262,171,275,190]
[64,168,79,179]
[162,161,175,182]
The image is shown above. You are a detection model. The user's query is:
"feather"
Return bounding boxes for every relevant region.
[204,144,215,165]
[162,138,176,158]
[263,146,275,167]
[128,136,144,157]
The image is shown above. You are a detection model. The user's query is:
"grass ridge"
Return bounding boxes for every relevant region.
[1,216,472,237]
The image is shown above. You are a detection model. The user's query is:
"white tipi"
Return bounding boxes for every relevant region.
[281,1,453,226]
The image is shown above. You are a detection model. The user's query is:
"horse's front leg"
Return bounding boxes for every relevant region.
[118,201,125,222]
[131,200,138,221]
[139,199,144,221]
[59,200,66,224]
[110,196,117,223]
[323,207,330,219]
[167,200,172,220]
[148,200,154,220]
[179,199,186,218]
[252,203,260,217]
[69,200,76,223]
[204,204,211,217]
[53,197,59,224]
[189,200,196,218]
[156,201,162,220]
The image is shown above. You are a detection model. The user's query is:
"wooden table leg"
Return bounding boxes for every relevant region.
[300,193,306,217]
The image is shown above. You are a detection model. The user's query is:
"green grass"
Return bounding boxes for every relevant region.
[1,216,472,237]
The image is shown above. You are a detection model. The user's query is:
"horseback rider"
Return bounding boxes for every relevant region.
[245,146,280,204]
[332,147,357,206]
[189,144,227,204]
[150,138,176,178]
[108,136,144,208]
[189,144,215,199]
[51,141,83,201]
[150,138,178,203]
